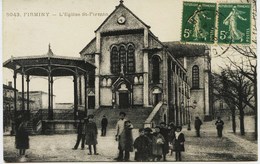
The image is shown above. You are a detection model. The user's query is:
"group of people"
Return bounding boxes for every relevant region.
[72,114,109,155]
[114,112,185,162]
[195,116,225,138]
[14,110,225,162]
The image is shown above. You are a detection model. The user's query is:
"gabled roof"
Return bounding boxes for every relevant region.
[95,2,150,33]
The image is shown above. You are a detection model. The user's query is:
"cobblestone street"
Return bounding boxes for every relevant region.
[3,122,257,162]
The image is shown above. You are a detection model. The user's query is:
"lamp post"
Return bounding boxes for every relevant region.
[187,98,191,130]
[181,101,184,126]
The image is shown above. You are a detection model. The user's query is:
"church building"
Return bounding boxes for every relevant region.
[79,1,212,125]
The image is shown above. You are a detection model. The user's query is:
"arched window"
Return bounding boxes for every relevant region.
[110,43,135,74]
[152,56,160,84]
[127,45,135,73]
[192,65,199,88]
[111,46,119,74]
[119,46,127,73]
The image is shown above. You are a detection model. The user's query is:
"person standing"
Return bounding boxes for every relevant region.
[215,117,224,137]
[134,128,150,161]
[174,126,185,161]
[118,120,134,161]
[114,112,128,161]
[15,119,29,160]
[194,117,203,137]
[72,118,86,150]
[85,115,99,155]
[101,115,108,136]
[144,127,153,161]
[152,126,165,161]
[168,122,176,155]
[159,122,169,161]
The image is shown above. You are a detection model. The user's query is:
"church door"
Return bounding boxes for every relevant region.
[154,93,161,105]
[119,92,129,109]
[88,96,95,109]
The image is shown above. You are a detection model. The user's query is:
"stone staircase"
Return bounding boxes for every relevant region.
[93,107,153,129]
[25,120,35,135]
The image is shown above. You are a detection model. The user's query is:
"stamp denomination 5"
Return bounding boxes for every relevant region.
[218,3,251,44]
[181,2,216,44]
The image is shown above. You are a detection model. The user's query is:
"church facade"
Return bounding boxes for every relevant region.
[78,1,212,124]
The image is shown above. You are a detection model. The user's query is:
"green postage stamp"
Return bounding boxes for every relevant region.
[181,2,251,44]
[218,4,251,44]
[181,2,216,43]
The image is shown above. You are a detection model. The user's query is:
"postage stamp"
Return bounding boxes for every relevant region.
[217,4,251,44]
[181,2,216,43]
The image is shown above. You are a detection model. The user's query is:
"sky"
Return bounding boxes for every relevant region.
[1,0,256,103]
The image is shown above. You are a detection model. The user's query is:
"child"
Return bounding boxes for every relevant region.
[85,115,98,155]
[118,120,134,161]
[152,126,165,161]
[134,128,149,161]
[159,122,169,161]
[174,126,185,161]
[144,127,153,161]
[168,122,176,155]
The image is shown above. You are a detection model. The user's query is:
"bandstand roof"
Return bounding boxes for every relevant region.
[3,45,96,77]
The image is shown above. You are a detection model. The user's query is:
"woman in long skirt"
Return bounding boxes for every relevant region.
[15,120,29,158]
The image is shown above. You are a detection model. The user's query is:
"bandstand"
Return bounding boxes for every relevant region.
[3,45,95,134]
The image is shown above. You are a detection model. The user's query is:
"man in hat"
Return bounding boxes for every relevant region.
[194,116,202,137]
[114,112,128,161]
[72,118,86,150]
[101,115,108,136]
[215,117,224,137]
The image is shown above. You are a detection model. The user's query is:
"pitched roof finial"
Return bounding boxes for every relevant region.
[47,43,54,56]
[120,0,124,4]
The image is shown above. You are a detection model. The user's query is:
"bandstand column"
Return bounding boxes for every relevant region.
[79,76,82,105]
[13,72,17,113]
[26,75,30,110]
[48,72,53,120]
[21,68,25,110]
[12,72,18,135]
[50,76,54,112]
[84,74,88,116]
[74,75,78,120]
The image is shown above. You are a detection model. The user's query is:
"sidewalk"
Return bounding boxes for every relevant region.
[224,132,257,154]
[183,121,258,155]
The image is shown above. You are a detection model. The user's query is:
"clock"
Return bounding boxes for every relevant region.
[117,16,126,24]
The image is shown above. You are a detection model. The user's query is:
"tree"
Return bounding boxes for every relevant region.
[212,67,253,135]
[224,68,253,135]
[212,72,237,133]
